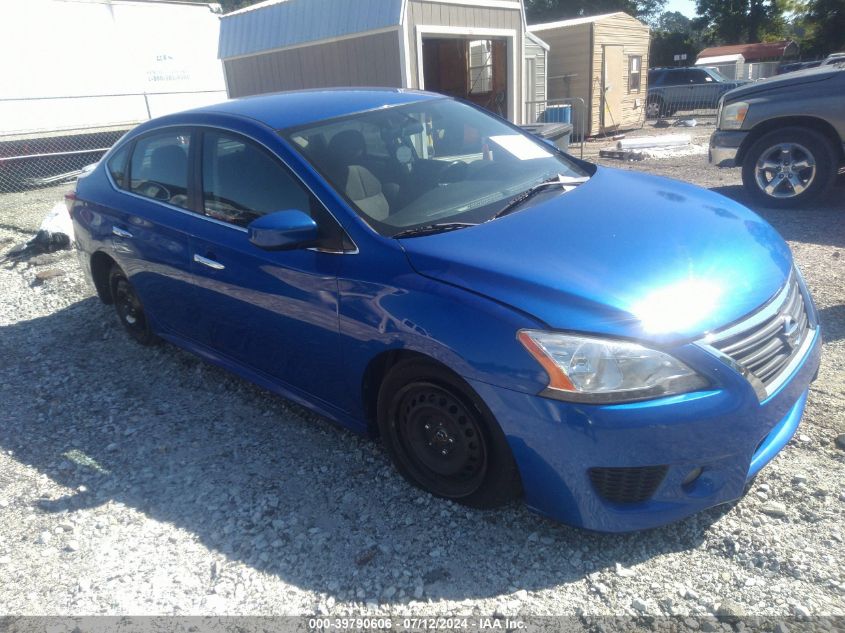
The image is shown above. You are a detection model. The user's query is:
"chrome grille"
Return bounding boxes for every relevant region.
[705,272,814,398]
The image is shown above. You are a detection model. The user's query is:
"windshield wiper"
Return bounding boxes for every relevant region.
[492,175,589,220]
[392,222,477,239]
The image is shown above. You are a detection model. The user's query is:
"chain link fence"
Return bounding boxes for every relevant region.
[644,87,727,124]
[525,92,718,146]
[0,91,225,194]
[0,125,130,193]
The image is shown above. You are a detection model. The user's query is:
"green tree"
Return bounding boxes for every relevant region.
[656,10,692,32]
[694,0,788,44]
[649,11,701,66]
[524,0,667,25]
[802,0,845,56]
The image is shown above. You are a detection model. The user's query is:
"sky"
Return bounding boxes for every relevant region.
[665,0,697,18]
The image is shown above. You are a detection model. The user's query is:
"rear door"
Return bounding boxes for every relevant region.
[107,128,198,335]
[186,128,348,405]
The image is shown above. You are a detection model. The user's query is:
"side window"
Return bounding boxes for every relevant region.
[107,144,130,189]
[129,131,191,208]
[202,131,310,227]
[661,71,681,86]
[685,70,702,84]
[628,55,642,91]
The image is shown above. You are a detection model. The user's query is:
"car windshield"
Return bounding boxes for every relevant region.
[282,99,590,236]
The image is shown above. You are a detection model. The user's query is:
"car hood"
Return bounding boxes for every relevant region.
[399,167,792,344]
[724,66,841,101]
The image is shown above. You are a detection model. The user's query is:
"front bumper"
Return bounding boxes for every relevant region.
[469,328,821,532]
[708,130,749,167]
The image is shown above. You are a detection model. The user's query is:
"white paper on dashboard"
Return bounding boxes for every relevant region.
[488,135,553,160]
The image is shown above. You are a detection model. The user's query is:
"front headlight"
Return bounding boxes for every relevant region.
[720,101,749,130]
[518,330,708,403]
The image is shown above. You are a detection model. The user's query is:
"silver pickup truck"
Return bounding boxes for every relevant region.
[709,64,845,207]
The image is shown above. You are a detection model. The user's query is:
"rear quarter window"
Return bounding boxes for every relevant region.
[107,144,131,189]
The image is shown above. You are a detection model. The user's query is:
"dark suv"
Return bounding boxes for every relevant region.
[709,64,845,207]
[647,67,747,118]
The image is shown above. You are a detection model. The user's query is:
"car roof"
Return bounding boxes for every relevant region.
[183,88,444,130]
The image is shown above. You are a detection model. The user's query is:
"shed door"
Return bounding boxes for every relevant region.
[601,45,624,131]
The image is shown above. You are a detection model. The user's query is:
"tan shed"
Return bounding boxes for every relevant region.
[529,12,650,136]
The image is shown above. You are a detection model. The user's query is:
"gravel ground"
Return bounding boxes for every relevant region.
[0,143,843,625]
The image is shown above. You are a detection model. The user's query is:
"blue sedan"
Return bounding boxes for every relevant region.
[68,89,821,532]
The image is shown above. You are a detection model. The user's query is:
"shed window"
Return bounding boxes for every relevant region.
[629,55,642,91]
[468,40,493,94]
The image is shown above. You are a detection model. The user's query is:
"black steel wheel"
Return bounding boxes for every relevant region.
[109,265,157,346]
[377,359,521,508]
[390,382,487,497]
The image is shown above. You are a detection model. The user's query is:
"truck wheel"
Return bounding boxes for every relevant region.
[741,127,836,208]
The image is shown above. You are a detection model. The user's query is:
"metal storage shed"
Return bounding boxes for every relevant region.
[694,53,745,81]
[696,40,799,80]
[218,0,531,123]
[529,12,650,136]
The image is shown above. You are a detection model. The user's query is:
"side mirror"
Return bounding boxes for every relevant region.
[248,210,318,251]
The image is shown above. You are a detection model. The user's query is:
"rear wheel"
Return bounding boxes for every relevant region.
[377,359,521,508]
[741,127,837,208]
[109,265,157,346]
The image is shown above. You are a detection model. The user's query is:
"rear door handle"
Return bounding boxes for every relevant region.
[112,226,133,239]
[193,254,225,270]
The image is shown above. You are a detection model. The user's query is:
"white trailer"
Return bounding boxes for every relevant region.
[0,0,226,189]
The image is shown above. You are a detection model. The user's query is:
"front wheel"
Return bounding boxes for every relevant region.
[377,360,521,508]
[741,127,837,208]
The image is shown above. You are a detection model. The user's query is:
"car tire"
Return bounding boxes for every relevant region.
[109,265,157,346]
[377,359,522,508]
[741,127,837,208]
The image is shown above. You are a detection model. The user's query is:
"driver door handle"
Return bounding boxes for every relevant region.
[112,226,133,239]
[194,254,225,270]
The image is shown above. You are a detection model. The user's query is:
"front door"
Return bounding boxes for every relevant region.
[601,45,625,131]
[187,129,347,407]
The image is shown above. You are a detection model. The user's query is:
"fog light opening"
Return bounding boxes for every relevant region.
[682,466,704,490]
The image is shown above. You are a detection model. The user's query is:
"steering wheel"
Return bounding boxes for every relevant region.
[135,181,171,201]
[438,160,468,184]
